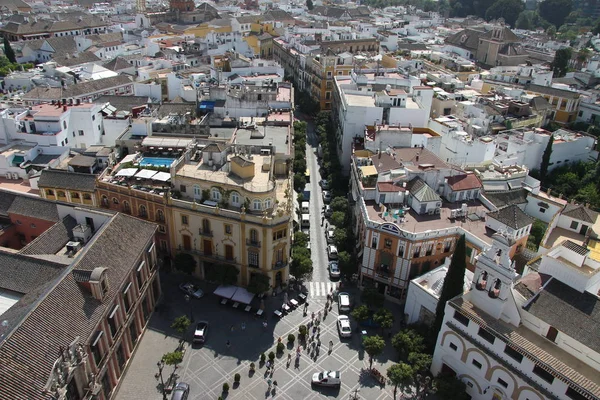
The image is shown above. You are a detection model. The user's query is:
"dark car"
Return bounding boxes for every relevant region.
[171,382,190,400]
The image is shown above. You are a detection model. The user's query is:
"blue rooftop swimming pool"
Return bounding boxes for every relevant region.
[139,157,176,168]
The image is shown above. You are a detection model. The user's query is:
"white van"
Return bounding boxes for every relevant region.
[338,292,351,313]
[301,201,310,214]
[301,214,310,228]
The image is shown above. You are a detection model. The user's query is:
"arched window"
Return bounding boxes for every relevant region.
[139,205,147,218]
[253,199,262,211]
[123,201,131,213]
[264,198,272,209]
[193,185,201,199]
[231,191,240,207]
[112,197,119,205]
[101,195,108,206]
[489,279,501,299]
[156,209,164,222]
[211,188,221,201]
[476,271,488,291]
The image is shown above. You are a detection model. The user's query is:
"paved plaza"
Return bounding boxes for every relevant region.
[115,273,404,400]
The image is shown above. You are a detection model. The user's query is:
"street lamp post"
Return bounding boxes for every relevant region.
[157,360,168,400]
[184,294,193,322]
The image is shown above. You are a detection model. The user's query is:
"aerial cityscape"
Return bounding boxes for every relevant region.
[0,0,598,399]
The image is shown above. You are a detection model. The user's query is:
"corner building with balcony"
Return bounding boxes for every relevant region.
[170,141,293,288]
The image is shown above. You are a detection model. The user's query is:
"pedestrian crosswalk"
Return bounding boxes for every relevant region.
[307,281,338,299]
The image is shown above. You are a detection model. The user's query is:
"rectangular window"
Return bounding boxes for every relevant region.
[371,237,378,248]
[449,342,458,351]
[248,251,259,268]
[122,283,132,313]
[181,215,188,225]
[413,246,421,258]
[453,310,469,327]
[539,208,546,213]
[78,130,84,136]
[497,378,508,389]
[570,221,579,230]
[136,261,145,289]
[504,345,524,363]
[478,327,496,344]
[180,185,186,193]
[384,239,392,249]
[225,224,232,234]
[398,246,404,257]
[108,305,120,337]
[532,365,555,384]
[91,331,104,366]
[472,359,482,369]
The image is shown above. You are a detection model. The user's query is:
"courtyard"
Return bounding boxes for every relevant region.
[115,273,405,400]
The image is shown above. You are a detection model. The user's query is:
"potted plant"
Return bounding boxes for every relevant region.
[234,373,241,386]
[298,324,307,339]
[260,353,266,364]
[276,342,285,354]
[287,334,295,344]
[222,382,229,393]
[249,362,256,373]
[268,351,275,362]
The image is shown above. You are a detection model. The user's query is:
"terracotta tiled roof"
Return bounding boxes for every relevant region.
[447,173,482,191]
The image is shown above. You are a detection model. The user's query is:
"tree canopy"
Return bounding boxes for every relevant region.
[538,0,572,28]
[247,273,270,294]
[432,235,466,341]
[484,0,523,27]
[3,38,16,64]
[387,363,414,399]
[173,253,197,275]
[392,328,425,359]
[290,246,313,281]
[361,287,385,309]
[539,134,554,185]
[363,335,386,369]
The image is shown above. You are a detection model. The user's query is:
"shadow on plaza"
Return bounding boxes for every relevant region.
[148,272,311,364]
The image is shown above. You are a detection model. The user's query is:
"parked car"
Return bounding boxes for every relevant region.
[311,370,341,388]
[193,321,208,344]
[171,382,190,400]
[319,179,330,190]
[338,292,351,313]
[327,244,338,259]
[326,228,335,243]
[337,315,352,338]
[324,205,332,218]
[302,228,311,238]
[329,261,340,279]
[179,283,204,299]
[322,191,332,203]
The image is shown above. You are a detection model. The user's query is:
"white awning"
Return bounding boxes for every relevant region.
[213,285,237,299]
[152,172,171,182]
[121,154,137,164]
[231,287,255,305]
[135,169,157,179]
[115,168,138,177]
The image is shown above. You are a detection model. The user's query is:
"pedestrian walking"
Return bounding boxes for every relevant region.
[241,322,246,330]
[297,345,302,355]
[263,321,268,329]
[317,310,322,321]
[267,378,272,389]
[321,216,324,226]
[288,353,292,364]
[226,340,231,348]
[311,311,315,322]
[230,325,234,332]
[329,340,333,353]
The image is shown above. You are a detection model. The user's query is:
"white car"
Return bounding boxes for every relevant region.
[326,228,335,243]
[311,370,341,388]
[337,315,352,338]
[179,283,204,299]
[319,180,330,190]
[327,244,338,259]
[329,261,340,279]
[322,191,332,203]
[324,205,333,218]
[193,321,208,344]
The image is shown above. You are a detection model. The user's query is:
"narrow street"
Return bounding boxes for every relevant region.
[297,113,337,300]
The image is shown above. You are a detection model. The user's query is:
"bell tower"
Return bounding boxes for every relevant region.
[471,233,520,325]
[170,0,194,12]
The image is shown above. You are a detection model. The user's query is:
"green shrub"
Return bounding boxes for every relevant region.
[287,333,295,343]
[260,353,266,363]
[234,373,241,382]
[268,351,275,361]
[222,382,229,392]
[276,342,285,353]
